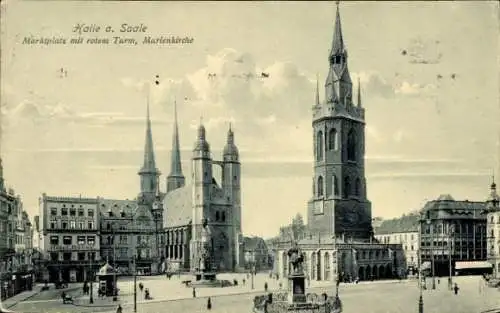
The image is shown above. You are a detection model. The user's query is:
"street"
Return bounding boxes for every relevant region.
[9,275,500,313]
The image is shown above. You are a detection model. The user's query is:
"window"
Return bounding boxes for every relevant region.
[88,222,93,229]
[70,208,76,216]
[62,222,68,229]
[343,176,351,198]
[221,211,226,222]
[316,131,323,161]
[78,222,84,229]
[70,221,76,229]
[87,236,95,245]
[317,176,324,197]
[50,208,57,216]
[78,252,86,261]
[120,235,128,244]
[50,236,59,245]
[328,128,337,150]
[88,209,94,217]
[215,211,220,221]
[63,236,72,245]
[355,178,361,197]
[61,208,68,216]
[50,222,56,229]
[333,175,339,196]
[77,236,86,245]
[78,208,84,217]
[63,252,71,261]
[50,252,58,261]
[347,129,356,161]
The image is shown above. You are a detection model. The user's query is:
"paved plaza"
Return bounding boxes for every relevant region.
[6,275,500,313]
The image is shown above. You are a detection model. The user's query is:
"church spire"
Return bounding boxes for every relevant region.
[330,1,345,58]
[166,99,185,193]
[138,85,160,201]
[0,156,4,191]
[315,74,320,105]
[357,77,362,107]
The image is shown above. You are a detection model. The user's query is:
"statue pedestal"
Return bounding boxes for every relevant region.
[288,273,307,304]
[194,271,216,282]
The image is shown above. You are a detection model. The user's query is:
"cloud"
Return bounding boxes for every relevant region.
[394,81,437,96]
[403,37,443,64]
[355,71,395,99]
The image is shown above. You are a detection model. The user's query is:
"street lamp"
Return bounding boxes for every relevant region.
[133,251,137,313]
[89,252,94,304]
[418,215,424,313]
[425,218,436,290]
[250,252,256,290]
[448,224,455,290]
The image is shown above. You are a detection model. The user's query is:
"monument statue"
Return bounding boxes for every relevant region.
[287,243,304,275]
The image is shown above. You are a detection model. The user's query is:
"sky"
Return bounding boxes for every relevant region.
[0,1,499,238]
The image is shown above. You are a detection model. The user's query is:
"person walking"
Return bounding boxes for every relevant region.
[116,304,123,313]
[453,283,459,295]
[192,287,196,298]
[264,282,268,292]
[207,297,212,310]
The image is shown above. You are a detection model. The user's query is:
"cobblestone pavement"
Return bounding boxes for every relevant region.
[10,275,500,313]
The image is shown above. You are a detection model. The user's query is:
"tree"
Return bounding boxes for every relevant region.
[291,213,307,240]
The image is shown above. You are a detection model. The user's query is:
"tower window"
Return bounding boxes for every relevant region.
[344,176,351,198]
[347,129,356,161]
[221,211,226,222]
[215,211,220,221]
[355,178,361,197]
[333,175,339,196]
[317,176,324,197]
[328,128,337,150]
[335,55,341,64]
[316,131,324,161]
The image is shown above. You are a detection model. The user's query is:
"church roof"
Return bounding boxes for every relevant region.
[163,185,192,228]
[374,213,419,235]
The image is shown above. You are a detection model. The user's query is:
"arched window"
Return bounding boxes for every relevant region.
[355,178,361,197]
[344,176,350,198]
[324,252,331,281]
[317,176,324,197]
[347,129,356,161]
[333,175,339,196]
[328,128,337,150]
[316,131,324,161]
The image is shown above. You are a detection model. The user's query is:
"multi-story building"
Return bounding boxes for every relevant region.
[0,157,35,299]
[419,194,489,277]
[243,236,270,271]
[39,195,100,282]
[486,177,500,277]
[374,213,419,274]
[274,3,406,283]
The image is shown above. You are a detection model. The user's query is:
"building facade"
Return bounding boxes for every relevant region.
[0,158,35,300]
[419,194,489,277]
[39,195,101,283]
[486,177,500,277]
[243,236,271,271]
[274,3,405,283]
[162,103,244,272]
[374,213,419,274]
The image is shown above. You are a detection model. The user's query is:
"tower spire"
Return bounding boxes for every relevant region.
[166,99,185,192]
[138,83,160,201]
[330,0,345,57]
[315,73,320,105]
[357,76,362,107]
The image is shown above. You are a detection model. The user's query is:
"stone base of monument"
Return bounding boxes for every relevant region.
[187,271,232,288]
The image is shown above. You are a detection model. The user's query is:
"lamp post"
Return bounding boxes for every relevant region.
[448,224,455,290]
[112,225,118,301]
[418,215,424,313]
[426,218,436,290]
[250,251,255,290]
[133,251,137,313]
[89,252,94,304]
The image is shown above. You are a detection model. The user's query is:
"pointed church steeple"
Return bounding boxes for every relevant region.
[166,100,185,193]
[0,156,4,192]
[487,172,500,210]
[138,87,160,203]
[324,1,353,106]
[357,77,362,107]
[330,1,345,58]
[315,74,320,105]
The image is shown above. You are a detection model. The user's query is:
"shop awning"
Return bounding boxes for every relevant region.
[455,261,493,270]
